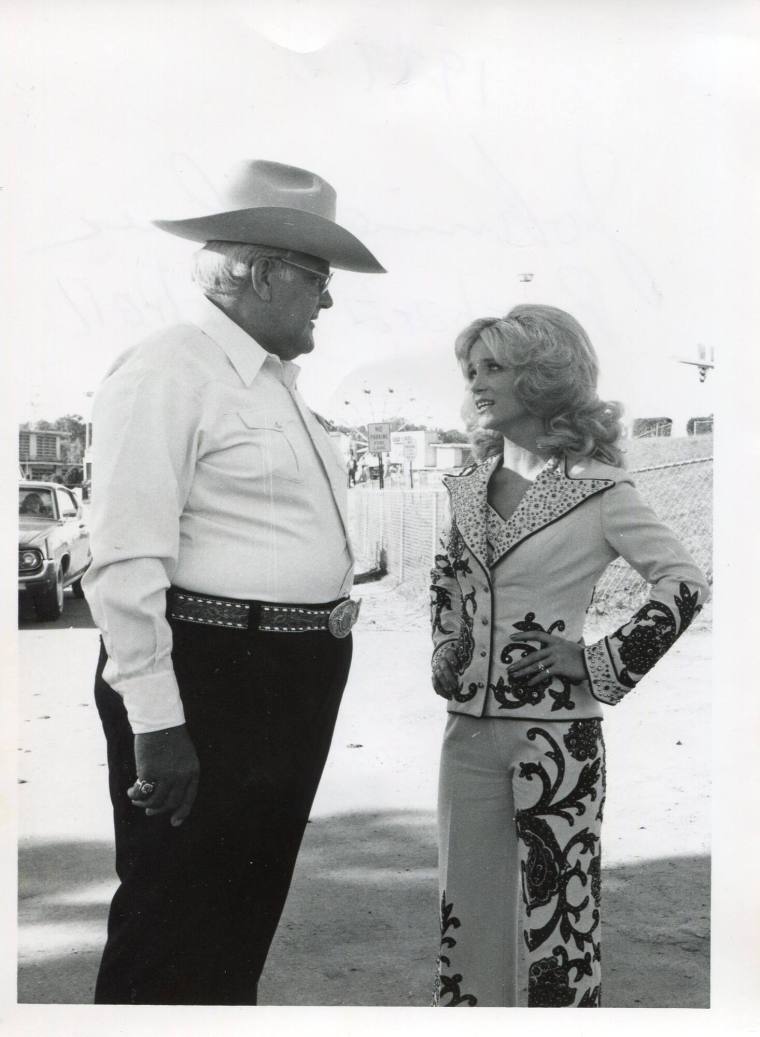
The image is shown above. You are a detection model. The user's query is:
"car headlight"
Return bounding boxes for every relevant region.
[19,549,43,572]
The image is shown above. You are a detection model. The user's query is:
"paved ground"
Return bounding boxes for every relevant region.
[16,582,711,1007]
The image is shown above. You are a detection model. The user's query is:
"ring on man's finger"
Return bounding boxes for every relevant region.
[133,779,157,798]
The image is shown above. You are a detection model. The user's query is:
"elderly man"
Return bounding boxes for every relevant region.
[84,160,384,1004]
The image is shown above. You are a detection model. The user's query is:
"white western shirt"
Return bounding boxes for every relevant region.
[83,297,353,734]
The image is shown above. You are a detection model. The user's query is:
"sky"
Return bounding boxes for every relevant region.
[4,0,755,437]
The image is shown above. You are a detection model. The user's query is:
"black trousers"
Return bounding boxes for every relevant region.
[93,617,352,1005]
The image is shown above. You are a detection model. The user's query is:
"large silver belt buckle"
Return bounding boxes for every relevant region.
[328,598,361,638]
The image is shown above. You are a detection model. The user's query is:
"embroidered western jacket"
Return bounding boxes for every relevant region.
[430,453,709,720]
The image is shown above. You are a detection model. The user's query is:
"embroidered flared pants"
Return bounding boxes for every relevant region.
[435,714,605,1007]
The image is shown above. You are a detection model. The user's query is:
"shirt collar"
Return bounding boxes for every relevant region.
[190,295,300,388]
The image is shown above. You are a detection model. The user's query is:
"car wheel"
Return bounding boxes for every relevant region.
[71,577,86,599]
[35,566,64,621]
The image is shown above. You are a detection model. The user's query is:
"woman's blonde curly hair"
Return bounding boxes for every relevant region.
[455,304,625,467]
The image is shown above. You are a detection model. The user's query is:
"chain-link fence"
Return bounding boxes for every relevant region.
[347,453,712,617]
[591,455,712,613]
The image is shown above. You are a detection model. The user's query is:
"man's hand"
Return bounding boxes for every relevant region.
[128,724,200,827]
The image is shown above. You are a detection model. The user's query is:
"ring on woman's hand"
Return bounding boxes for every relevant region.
[133,779,156,798]
[536,662,547,674]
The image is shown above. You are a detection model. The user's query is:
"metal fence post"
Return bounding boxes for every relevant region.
[431,493,438,560]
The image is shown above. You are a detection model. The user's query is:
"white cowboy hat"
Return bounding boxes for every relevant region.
[152,159,385,273]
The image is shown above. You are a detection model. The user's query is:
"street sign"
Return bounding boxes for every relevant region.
[367,422,392,454]
[402,442,417,460]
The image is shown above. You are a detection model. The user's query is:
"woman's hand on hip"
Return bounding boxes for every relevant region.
[432,644,459,699]
[507,631,587,685]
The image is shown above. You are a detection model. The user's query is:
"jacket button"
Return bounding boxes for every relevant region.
[481,617,488,625]
[480,650,487,658]
[478,681,484,688]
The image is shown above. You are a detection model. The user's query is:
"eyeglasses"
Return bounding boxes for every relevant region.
[277,257,333,296]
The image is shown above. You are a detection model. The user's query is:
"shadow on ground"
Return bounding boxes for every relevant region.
[18,813,709,1007]
[18,838,115,1004]
[18,591,96,630]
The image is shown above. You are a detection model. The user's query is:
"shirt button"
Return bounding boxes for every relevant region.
[478,681,485,688]
[480,650,487,658]
[481,617,488,625]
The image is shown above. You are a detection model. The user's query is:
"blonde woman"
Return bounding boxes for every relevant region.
[430,305,708,1007]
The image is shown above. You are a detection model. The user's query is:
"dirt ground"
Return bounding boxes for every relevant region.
[16,580,711,1007]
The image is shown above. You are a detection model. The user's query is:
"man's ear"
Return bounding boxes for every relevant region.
[251,257,273,301]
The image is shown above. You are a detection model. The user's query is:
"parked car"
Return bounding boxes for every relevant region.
[18,481,91,621]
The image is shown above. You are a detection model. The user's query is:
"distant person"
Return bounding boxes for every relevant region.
[430,304,708,1007]
[347,453,357,487]
[84,160,384,1005]
[19,492,43,515]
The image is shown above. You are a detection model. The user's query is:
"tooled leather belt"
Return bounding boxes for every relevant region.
[166,587,361,639]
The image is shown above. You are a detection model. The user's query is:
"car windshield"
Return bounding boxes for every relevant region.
[19,488,55,518]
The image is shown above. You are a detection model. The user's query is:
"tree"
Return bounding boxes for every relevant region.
[686,415,713,436]
[438,428,469,444]
[632,417,673,438]
[53,414,87,442]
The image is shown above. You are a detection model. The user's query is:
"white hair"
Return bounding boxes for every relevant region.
[191,240,295,298]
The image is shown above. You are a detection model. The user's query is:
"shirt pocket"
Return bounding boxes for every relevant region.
[235,409,302,483]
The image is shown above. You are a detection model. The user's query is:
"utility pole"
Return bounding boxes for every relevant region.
[519,272,534,301]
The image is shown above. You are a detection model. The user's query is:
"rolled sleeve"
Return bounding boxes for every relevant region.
[83,355,202,733]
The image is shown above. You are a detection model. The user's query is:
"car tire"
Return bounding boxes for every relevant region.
[71,577,86,599]
[35,565,64,621]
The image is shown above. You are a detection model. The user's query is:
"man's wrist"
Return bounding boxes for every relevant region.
[108,669,186,734]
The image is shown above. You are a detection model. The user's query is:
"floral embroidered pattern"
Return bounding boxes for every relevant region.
[516,725,605,1007]
[588,852,602,907]
[450,588,477,702]
[431,554,455,583]
[430,518,478,700]
[529,947,593,1007]
[447,521,472,577]
[430,585,454,636]
[431,520,472,586]
[577,984,602,1007]
[563,719,602,762]
[492,613,576,712]
[611,583,701,687]
[434,892,478,1007]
